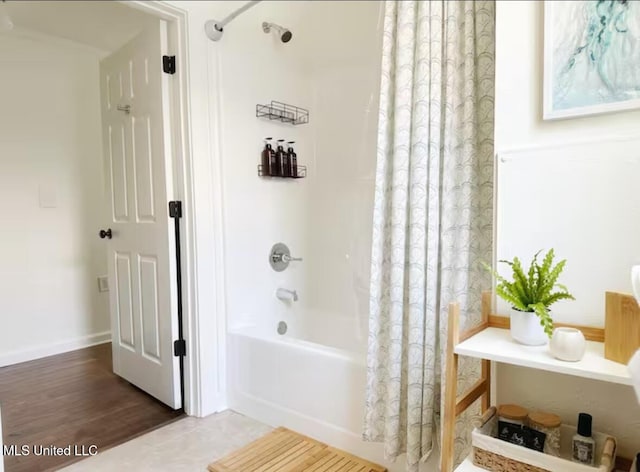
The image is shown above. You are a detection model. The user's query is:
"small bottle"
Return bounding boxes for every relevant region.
[281,140,291,177]
[287,141,297,177]
[274,139,286,177]
[572,413,595,465]
[261,137,275,176]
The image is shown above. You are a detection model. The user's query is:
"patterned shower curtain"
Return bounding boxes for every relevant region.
[363,1,495,471]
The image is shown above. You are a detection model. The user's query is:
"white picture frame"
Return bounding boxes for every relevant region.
[543,1,640,120]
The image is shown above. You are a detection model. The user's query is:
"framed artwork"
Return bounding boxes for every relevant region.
[543,1,640,120]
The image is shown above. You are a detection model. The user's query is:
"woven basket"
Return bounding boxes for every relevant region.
[471,407,615,472]
[473,446,549,472]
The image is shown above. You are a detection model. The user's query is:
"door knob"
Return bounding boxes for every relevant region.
[99,228,112,239]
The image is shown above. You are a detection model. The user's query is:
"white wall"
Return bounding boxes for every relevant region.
[495,0,640,459]
[215,0,314,338]
[0,34,109,365]
[215,1,382,353]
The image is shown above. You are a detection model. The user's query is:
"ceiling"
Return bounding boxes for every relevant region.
[4,1,155,52]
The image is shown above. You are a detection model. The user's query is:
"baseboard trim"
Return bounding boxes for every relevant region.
[0,331,111,367]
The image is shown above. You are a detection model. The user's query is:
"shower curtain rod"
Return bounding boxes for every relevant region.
[205,0,262,42]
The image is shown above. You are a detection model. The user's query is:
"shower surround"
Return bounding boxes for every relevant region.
[215,0,389,468]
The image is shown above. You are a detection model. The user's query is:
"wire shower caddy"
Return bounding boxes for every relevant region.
[256,101,309,125]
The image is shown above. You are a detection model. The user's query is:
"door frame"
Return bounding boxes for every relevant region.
[116,0,218,418]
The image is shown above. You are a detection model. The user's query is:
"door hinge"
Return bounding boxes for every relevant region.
[169,201,182,218]
[174,339,186,357]
[163,55,176,75]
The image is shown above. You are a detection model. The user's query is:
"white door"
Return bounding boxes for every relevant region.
[99,20,181,409]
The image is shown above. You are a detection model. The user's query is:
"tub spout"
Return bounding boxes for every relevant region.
[276,288,298,302]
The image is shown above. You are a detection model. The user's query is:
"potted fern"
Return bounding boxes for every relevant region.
[484,249,575,346]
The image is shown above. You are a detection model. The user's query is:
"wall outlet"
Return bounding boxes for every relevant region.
[97,276,109,292]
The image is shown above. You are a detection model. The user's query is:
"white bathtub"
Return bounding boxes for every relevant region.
[227,325,400,470]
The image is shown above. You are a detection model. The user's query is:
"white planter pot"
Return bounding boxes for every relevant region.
[510,308,548,346]
[550,327,586,362]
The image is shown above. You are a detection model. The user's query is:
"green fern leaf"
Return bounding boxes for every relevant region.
[536,249,555,298]
[540,249,555,276]
[539,259,567,299]
[529,302,554,338]
[496,286,527,311]
[480,261,510,286]
[541,291,576,307]
[528,250,541,302]
[511,257,532,304]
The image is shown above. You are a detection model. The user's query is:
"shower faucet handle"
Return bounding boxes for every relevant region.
[269,243,302,272]
[271,252,302,264]
[281,253,302,263]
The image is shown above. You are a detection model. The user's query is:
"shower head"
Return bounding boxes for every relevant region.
[262,22,292,43]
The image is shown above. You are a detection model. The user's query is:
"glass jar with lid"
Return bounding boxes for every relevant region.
[497,404,528,426]
[528,411,561,456]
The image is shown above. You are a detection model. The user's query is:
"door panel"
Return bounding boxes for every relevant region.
[139,255,161,361]
[115,253,135,349]
[100,20,180,409]
[109,125,129,221]
[133,116,156,222]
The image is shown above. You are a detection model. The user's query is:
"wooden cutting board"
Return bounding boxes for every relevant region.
[605,291,640,364]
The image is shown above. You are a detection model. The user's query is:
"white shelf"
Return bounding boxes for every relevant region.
[455,327,631,386]
[454,457,483,471]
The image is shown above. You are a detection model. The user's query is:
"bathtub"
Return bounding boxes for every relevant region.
[227,324,399,470]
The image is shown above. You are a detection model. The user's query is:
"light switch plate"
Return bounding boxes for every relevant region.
[97,276,109,292]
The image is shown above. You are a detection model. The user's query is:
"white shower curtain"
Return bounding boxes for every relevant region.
[363,1,495,470]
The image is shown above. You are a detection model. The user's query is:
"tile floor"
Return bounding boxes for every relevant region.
[59,410,273,472]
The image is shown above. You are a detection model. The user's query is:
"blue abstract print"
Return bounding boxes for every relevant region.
[551,0,640,111]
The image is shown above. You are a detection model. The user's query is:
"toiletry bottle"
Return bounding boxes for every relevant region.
[275,139,286,177]
[572,413,595,465]
[287,141,297,177]
[262,137,275,176]
[281,140,291,177]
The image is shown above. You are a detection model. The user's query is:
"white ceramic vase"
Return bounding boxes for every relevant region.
[510,308,548,346]
[549,327,586,362]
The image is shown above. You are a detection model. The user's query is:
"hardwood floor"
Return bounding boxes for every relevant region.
[0,343,184,472]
